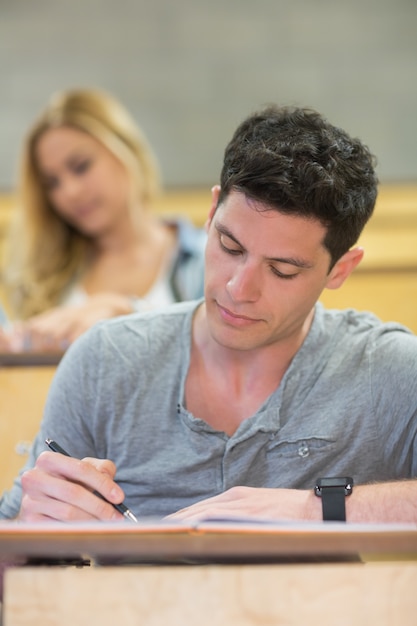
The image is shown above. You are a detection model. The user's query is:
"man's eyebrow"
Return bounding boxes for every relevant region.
[215,221,313,269]
[269,256,313,269]
[215,222,242,247]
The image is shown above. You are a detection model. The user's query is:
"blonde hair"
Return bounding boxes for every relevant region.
[3,88,161,319]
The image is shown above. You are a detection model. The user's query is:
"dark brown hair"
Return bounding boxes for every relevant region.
[218,105,378,268]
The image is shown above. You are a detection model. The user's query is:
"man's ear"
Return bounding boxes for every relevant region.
[325,247,364,290]
[204,185,221,232]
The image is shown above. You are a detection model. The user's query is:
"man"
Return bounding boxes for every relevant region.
[1,105,416,523]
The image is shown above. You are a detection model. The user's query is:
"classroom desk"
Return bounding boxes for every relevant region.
[5,562,417,626]
[1,520,417,625]
[0,365,56,493]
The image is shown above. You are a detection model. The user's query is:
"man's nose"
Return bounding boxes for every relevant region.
[226,262,262,302]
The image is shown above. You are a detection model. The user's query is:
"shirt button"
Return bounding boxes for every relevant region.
[298,442,310,458]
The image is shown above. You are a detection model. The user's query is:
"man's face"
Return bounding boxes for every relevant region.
[204,190,336,352]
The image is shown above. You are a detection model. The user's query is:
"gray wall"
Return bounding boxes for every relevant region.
[1,0,416,189]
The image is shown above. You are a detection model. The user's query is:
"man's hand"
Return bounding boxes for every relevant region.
[167,486,320,522]
[18,450,127,522]
[169,481,417,524]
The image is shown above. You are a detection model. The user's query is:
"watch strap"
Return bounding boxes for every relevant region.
[320,485,347,522]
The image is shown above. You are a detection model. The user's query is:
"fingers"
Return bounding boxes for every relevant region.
[7,294,135,352]
[0,324,27,352]
[167,486,311,522]
[1,317,70,352]
[23,303,105,348]
[0,328,12,351]
[19,452,126,522]
[167,487,255,522]
[25,310,75,350]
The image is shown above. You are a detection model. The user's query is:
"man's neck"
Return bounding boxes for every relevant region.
[185,304,314,436]
[196,303,313,382]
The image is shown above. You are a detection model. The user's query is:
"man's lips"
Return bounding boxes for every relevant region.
[217,303,261,325]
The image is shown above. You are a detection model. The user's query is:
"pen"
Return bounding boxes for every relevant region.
[45,438,138,523]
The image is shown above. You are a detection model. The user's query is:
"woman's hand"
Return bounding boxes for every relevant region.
[4,292,135,352]
[0,327,16,351]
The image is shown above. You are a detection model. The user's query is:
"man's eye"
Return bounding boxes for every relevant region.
[270,266,298,280]
[219,235,241,255]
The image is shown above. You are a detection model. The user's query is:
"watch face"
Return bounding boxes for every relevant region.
[318,477,351,488]
[315,477,353,496]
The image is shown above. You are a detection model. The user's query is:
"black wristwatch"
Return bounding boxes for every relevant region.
[314,477,353,522]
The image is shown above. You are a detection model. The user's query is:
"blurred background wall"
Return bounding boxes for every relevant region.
[1,0,416,190]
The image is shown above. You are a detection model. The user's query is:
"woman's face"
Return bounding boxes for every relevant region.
[34,125,133,236]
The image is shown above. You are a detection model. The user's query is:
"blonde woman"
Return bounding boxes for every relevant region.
[0,88,205,351]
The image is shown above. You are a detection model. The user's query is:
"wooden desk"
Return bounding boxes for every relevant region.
[2,521,417,625]
[0,366,56,493]
[5,562,417,626]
